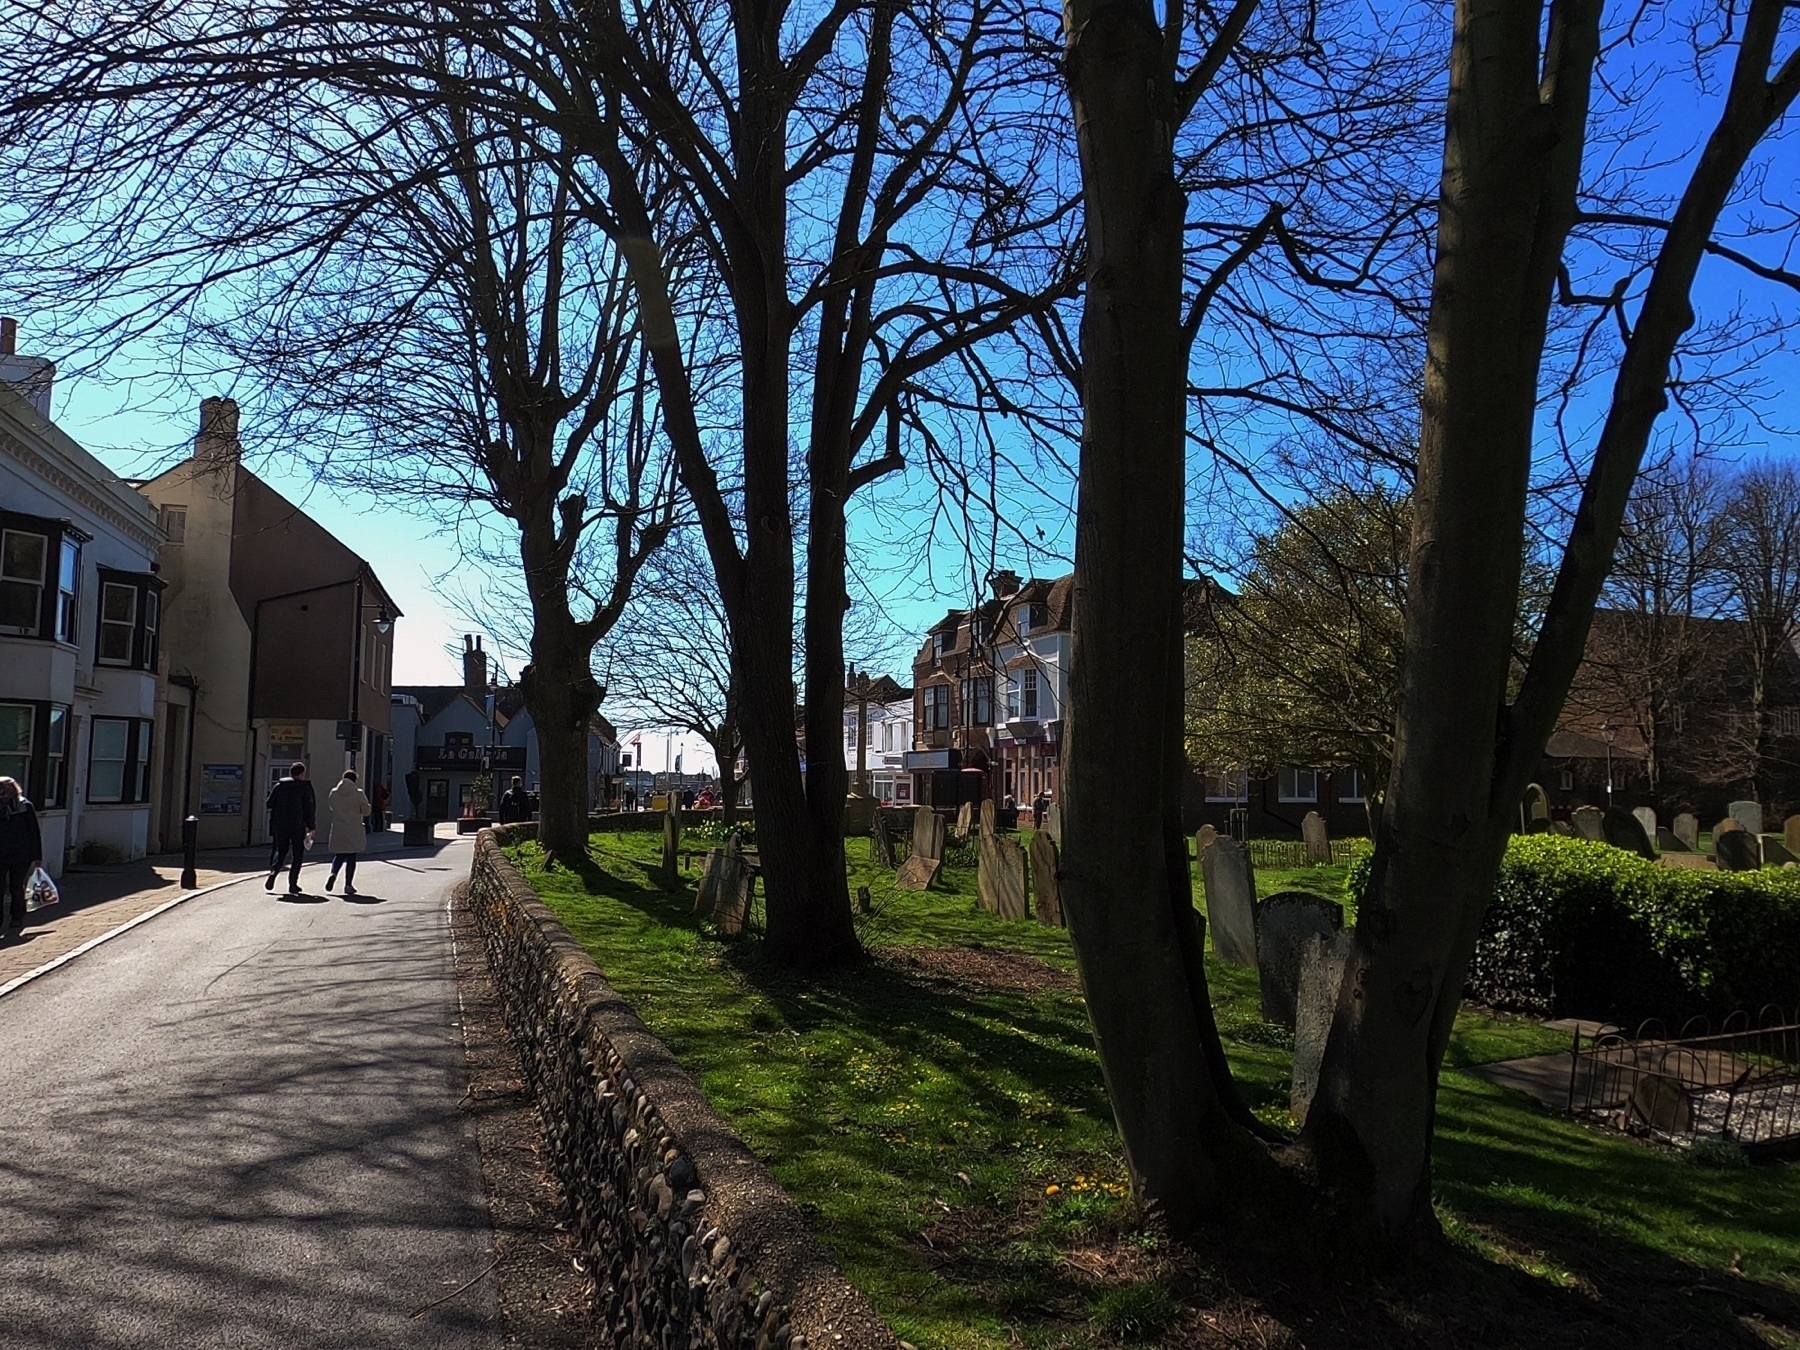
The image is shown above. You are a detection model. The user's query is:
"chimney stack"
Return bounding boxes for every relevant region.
[194,396,242,468]
[990,569,1023,599]
[463,635,489,696]
[0,317,56,417]
[1,317,15,356]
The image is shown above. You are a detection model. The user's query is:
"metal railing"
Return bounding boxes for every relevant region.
[1566,1007,1800,1152]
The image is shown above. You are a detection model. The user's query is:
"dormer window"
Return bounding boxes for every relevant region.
[970,616,989,645]
[931,632,948,661]
[1028,602,1048,631]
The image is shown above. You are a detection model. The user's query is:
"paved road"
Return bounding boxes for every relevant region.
[0,836,502,1349]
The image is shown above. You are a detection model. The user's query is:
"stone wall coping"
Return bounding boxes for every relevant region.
[473,823,900,1349]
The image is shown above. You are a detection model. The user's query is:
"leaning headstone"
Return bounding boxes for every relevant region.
[1730,800,1765,837]
[1256,892,1344,1029]
[694,847,724,915]
[1029,830,1063,927]
[1715,816,1743,837]
[1571,805,1604,841]
[872,809,896,868]
[1291,929,1355,1122]
[1200,837,1257,967]
[978,832,1030,920]
[1550,819,1574,836]
[1786,814,1800,860]
[712,841,753,934]
[1602,805,1656,860]
[1765,836,1798,866]
[1656,826,1688,853]
[1301,811,1331,864]
[843,795,877,837]
[1673,812,1700,851]
[1521,783,1551,833]
[1195,823,1217,858]
[660,807,681,887]
[895,853,941,890]
[912,806,945,863]
[1632,807,1659,847]
[1042,801,1063,845]
[979,798,997,839]
[954,800,973,842]
[1716,827,1762,872]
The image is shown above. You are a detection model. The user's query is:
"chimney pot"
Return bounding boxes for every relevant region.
[990,569,1023,599]
[0,317,15,356]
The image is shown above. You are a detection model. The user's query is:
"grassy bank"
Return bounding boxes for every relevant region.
[508,831,1800,1348]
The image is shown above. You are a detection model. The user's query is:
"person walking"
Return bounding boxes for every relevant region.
[0,776,44,945]
[265,761,316,894]
[497,775,531,824]
[371,779,390,832]
[324,769,371,895]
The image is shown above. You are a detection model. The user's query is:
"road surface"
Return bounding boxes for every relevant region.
[0,836,502,1349]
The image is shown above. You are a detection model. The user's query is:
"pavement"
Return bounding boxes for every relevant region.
[0,828,504,1349]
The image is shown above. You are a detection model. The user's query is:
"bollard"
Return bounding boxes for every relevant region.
[180,815,198,889]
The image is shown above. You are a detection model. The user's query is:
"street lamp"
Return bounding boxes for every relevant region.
[1600,722,1616,808]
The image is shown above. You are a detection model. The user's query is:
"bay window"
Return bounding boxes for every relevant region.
[0,701,72,807]
[89,717,153,804]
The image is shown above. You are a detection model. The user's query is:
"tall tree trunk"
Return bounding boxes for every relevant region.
[1058,0,1266,1237]
[521,613,604,861]
[711,721,740,826]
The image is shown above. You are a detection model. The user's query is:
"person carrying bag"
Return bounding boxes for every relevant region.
[0,776,45,944]
[325,769,372,896]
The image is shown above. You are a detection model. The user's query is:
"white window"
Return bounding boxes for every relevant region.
[1022,669,1039,718]
[1204,769,1248,802]
[1339,767,1365,803]
[88,718,138,802]
[1278,766,1318,802]
[846,719,858,749]
[158,504,187,543]
[931,631,948,662]
[44,705,68,808]
[98,582,138,664]
[971,616,989,645]
[0,529,47,632]
[56,537,80,643]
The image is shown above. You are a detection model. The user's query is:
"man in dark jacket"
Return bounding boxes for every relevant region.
[497,776,531,824]
[266,761,316,894]
[0,775,44,942]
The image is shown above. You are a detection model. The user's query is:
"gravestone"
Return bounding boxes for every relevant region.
[872,809,896,868]
[1301,811,1331,864]
[1602,805,1656,860]
[1765,836,1798,866]
[1673,812,1700,851]
[1787,815,1800,862]
[978,833,1030,920]
[895,853,941,890]
[1195,823,1217,859]
[1571,805,1604,841]
[1716,827,1762,872]
[711,838,753,933]
[1200,837,1257,968]
[1715,816,1743,837]
[1256,892,1344,1029]
[694,847,723,915]
[1550,819,1574,836]
[843,795,877,837]
[1042,801,1063,846]
[660,807,681,887]
[857,885,872,914]
[1730,800,1764,837]
[1291,929,1355,1122]
[1656,826,1688,853]
[1632,806,1659,847]
[1029,830,1063,927]
[912,806,945,864]
[954,800,973,842]
[980,798,997,839]
[1521,783,1551,833]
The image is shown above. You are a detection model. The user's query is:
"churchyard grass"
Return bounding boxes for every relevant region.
[508,830,1800,1348]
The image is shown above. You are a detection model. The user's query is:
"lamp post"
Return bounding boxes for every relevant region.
[1601,722,1616,808]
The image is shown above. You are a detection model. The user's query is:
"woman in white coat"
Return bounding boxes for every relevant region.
[325,769,371,895]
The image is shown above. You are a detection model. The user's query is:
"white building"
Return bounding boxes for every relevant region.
[842,672,914,805]
[1,321,168,872]
[989,574,1071,810]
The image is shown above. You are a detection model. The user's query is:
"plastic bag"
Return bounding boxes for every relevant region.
[24,866,58,913]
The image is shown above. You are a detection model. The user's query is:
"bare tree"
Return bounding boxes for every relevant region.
[1719,462,1800,801]
[1060,0,1800,1259]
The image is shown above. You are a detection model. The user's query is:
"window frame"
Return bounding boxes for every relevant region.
[1028,601,1048,631]
[1338,767,1366,803]
[922,683,951,731]
[1277,765,1319,803]
[959,676,992,727]
[0,525,49,635]
[92,569,164,670]
[1203,769,1249,802]
[1021,669,1039,718]
[157,504,187,544]
[56,535,80,644]
[87,715,154,805]
[0,699,71,808]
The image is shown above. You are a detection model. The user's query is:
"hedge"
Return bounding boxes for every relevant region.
[1347,835,1800,1022]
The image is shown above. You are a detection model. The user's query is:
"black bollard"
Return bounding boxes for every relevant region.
[180,815,198,889]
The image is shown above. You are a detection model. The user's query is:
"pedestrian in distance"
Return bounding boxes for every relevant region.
[624,787,636,812]
[0,776,44,945]
[497,775,531,824]
[325,769,371,895]
[371,779,390,832]
[265,761,316,894]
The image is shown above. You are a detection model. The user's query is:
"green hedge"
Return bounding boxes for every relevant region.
[1348,835,1800,1022]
